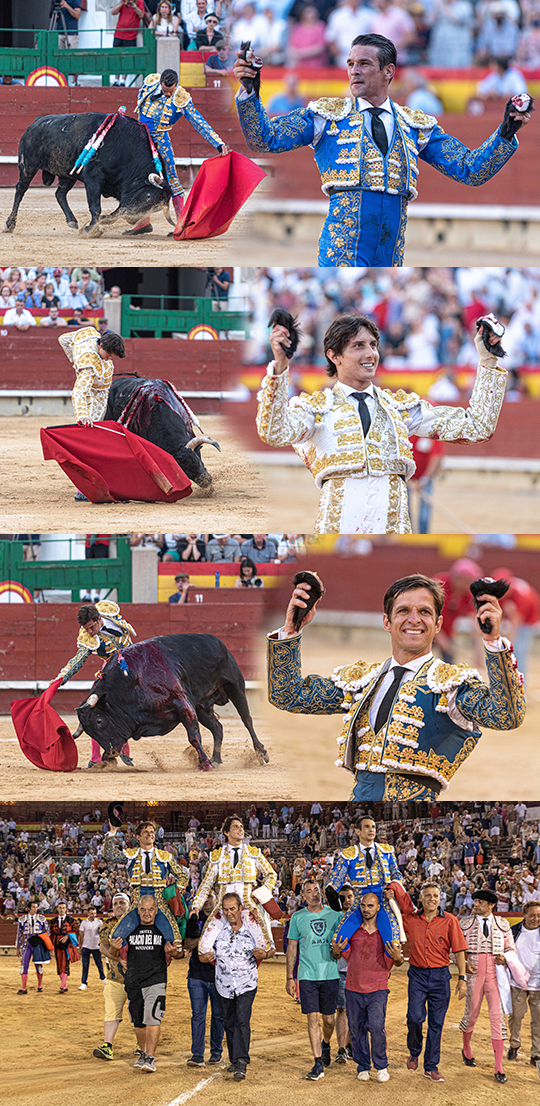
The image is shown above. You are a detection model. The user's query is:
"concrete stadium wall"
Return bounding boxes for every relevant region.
[0,85,251,187]
[0,594,264,710]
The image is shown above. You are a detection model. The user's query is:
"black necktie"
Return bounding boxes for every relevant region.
[365,848,373,870]
[233,848,239,868]
[144,852,151,875]
[350,391,371,437]
[374,667,408,733]
[368,107,388,155]
[483,919,489,938]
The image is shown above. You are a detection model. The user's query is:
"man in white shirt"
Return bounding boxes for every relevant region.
[326,0,375,68]
[257,312,508,534]
[508,902,540,1065]
[40,305,68,327]
[267,572,525,801]
[3,297,37,330]
[78,906,105,989]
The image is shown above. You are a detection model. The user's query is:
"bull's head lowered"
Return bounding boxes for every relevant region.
[124,174,174,228]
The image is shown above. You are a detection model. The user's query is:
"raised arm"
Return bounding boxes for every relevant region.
[267,631,345,715]
[235,90,315,154]
[102,833,128,866]
[408,331,507,443]
[455,643,525,731]
[419,122,517,185]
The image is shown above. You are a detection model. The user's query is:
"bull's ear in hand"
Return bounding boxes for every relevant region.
[107,802,124,828]
[291,570,325,632]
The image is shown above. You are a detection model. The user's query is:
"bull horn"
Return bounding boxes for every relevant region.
[148,173,164,189]
[185,435,221,452]
[85,693,98,707]
[164,201,175,227]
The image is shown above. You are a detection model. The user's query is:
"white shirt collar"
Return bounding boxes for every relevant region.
[355,96,393,115]
[390,652,433,675]
[479,913,493,929]
[338,382,376,399]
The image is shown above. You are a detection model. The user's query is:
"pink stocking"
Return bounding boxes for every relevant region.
[493,1039,504,1072]
[60,972,68,988]
[462,1032,474,1059]
[20,973,28,989]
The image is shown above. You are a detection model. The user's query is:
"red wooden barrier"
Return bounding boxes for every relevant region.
[0,335,243,413]
[227,394,540,460]
[0,595,263,711]
[0,86,252,187]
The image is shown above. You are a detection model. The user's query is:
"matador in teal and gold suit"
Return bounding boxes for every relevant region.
[103,833,189,944]
[138,72,224,208]
[266,630,525,801]
[236,88,519,266]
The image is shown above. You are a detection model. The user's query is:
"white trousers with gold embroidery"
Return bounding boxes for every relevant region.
[315,473,412,535]
[72,368,111,423]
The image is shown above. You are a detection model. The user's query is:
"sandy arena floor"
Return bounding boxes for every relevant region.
[1,187,266,266]
[257,625,540,801]
[0,415,270,532]
[0,708,294,801]
[1,955,538,1106]
[258,464,540,535]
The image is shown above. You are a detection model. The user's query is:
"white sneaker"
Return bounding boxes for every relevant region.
[357,1071,370,1081]
[78,983,87,990]
[377,1068,390,1082]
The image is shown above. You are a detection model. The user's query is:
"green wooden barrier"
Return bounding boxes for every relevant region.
[0,537,132,602]
[121,295,248,337]
[0,29,156,86]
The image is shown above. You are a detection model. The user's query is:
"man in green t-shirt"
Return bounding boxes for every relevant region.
[286,879,342,1080]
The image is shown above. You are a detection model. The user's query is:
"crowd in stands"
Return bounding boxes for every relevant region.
[247,266,540,391]
[0,267,121,330]
[132,532,306,565]
[230,0,540,74]
[1,802,540,922]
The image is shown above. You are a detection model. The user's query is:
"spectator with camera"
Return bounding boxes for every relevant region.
[235,558,265,588]
[111,0,146,86]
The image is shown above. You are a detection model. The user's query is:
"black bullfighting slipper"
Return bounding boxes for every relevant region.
[122,224,153,236]
[494,1072,507,1083]
[462,1050,476,1067]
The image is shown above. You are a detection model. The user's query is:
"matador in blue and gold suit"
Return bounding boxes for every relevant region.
[236,89,518,265]
[327,841,404,948]
[103,833,189,944]
[266,630,525,801]
[137,73,224,200]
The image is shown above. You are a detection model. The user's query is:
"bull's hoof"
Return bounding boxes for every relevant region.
[211,757,222,767]
[81,223,103,238]
[66,220,78,229]
[87,760,107,770]
[198,761,213,772]
[3,223,15,234]
[259,750,270,764]
[122,224,153,236]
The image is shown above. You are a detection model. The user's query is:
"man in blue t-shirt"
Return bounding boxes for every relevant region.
[286,879,342,1080]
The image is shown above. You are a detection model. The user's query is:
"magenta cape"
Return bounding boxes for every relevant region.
[41,421,193,503]
[174,150,266,240]
[11,678,78,772]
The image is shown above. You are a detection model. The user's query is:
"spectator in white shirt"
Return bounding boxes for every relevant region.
[40,305,68,328]
[62,281,89,311]
[325,0,376,68]
[78,907,105,989]
[3,298,37,330]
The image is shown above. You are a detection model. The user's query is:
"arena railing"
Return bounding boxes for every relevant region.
[0,28,156,86]
[120,294,249,338]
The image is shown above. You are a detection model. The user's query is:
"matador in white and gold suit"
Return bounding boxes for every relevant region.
[257,320,507,534]
[192,839,278,952]
[59,326,116,424]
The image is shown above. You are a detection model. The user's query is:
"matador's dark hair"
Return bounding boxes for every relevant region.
[324,314,380,377]
[77,604,100,626]
[350,34,397,70]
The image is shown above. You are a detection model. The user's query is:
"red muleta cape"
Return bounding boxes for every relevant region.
[174,150,266,240]
[40,421,192,503]
[11,678,78,772]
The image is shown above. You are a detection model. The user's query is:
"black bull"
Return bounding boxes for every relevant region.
[4,113,173,236]
[106,376,220,488]
[76,634,269,771]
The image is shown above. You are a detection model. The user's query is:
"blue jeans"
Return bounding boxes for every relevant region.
[187,977,225,1061]
[346,989,389,1071]
[81,947,105,984]
[407,965,451,1072]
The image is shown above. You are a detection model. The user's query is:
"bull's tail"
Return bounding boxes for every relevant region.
[42,171,55,187]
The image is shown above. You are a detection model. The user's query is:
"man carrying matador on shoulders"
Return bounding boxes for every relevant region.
[104,819,188,945]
